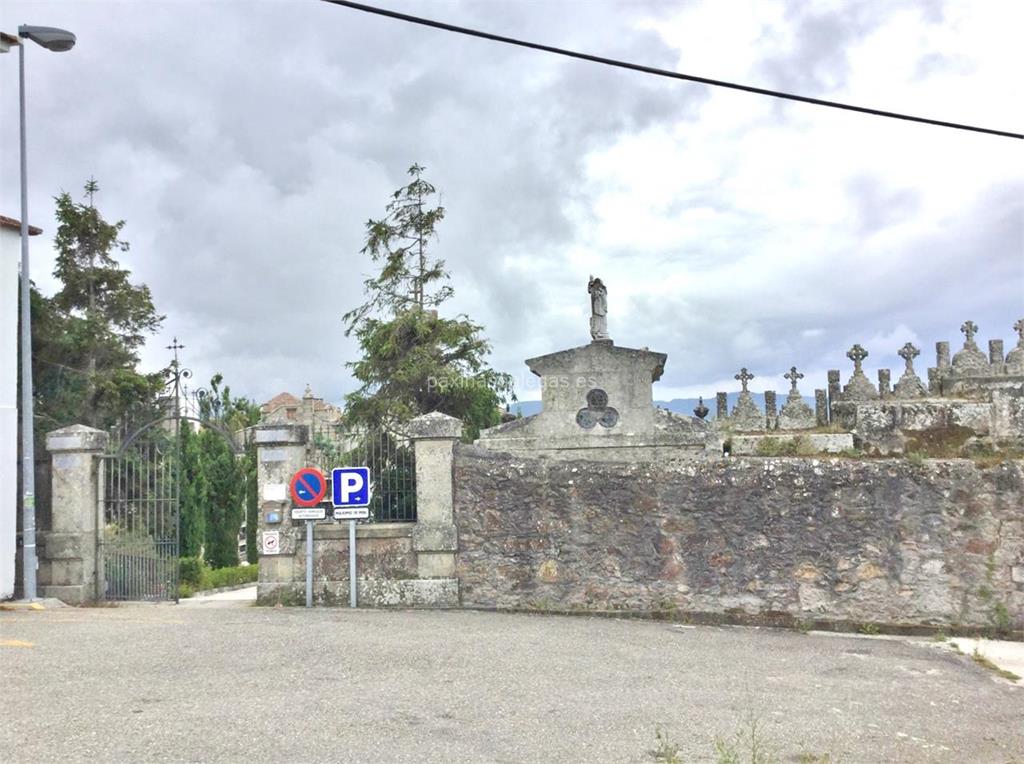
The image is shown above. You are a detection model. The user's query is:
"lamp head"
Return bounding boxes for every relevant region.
[18,25,76,52]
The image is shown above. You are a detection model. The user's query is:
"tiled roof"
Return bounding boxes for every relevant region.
[261,391,300,413]
[0,215,42,236]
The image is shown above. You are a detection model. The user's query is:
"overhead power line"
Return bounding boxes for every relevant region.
[321,0,1022,140]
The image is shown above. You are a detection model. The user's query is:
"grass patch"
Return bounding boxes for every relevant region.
[972,647,1022,682]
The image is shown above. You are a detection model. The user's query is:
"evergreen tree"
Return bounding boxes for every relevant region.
[33,180,163,431]
[177,423,207,558]
[343,165,513,439]
[196,374,261,568]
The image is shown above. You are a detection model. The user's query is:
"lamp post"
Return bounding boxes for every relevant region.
[17,24,75,601]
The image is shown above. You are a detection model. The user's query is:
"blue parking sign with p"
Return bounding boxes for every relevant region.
[332,467,371,507]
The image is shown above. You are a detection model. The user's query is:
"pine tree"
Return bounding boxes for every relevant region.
[37,179,164,429]
[343,165,513,439]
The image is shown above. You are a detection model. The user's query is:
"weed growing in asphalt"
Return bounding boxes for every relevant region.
[713,712,777,764]
[650,726,681,763]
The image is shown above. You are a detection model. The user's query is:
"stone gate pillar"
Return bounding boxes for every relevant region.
[408,413,462,587]
[253,424,308,603]
[41,424,108,604]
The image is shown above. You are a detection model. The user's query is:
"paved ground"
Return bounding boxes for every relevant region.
[177,584,258,606]
[2,604,1021,763]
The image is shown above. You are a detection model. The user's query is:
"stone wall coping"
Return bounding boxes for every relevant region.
[407,412,463,440]
[46,424,108,453]
[251,424,308,446]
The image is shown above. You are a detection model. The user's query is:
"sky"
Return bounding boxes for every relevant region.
[2,0,1021,409]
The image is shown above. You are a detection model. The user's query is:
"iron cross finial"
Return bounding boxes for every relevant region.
[784,366,803,392]
[846,344,868,371]
[735,367,754,392]
[960,320,978,343]
[166,336,185,367]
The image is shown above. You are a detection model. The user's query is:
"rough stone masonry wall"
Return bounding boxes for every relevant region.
[453,446,1024,632]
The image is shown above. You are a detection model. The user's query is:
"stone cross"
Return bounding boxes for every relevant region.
[846,344,868,373]
[784,366,803,393]
[735,368,754,392]
[898,342,919,372]
[961,320,978,345]
[1015,318,1024,344]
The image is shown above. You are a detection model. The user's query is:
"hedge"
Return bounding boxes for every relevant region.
[178,557,258,598]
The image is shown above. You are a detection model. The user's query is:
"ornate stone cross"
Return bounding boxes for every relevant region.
[898,342,919,372]
[961,320,978,345]
[735,367,754,392]
[846,344,868,373]
[784,366,803,393]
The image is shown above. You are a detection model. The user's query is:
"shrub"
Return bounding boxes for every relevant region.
[179,556,204,588]
[177,559,257,596]
[203,564,258,590]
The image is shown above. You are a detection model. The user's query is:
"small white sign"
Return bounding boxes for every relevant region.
[291,506,326,521]
[333,506,370,520]
[263,483,287,502]
[262,531,281,555]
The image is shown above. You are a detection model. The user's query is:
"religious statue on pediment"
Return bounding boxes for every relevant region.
[588,276,610,342]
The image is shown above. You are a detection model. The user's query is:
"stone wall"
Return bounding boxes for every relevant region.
[453,446,1023,632]
[254,416,461,607]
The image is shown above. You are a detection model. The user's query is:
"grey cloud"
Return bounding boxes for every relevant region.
[1,0,1019,409]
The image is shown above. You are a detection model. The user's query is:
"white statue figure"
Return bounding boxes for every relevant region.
[588,276,610,342]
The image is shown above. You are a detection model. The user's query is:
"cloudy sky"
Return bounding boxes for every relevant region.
[2,0,1021,408]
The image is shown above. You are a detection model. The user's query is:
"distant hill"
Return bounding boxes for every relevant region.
[509,392,816,419]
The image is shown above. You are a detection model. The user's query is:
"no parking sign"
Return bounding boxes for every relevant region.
[290,467,327,520]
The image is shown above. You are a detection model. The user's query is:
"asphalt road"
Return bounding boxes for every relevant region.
[2,604,1021,763]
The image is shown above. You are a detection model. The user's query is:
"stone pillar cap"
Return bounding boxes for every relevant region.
[251,424,308,446]
[46,424,109,453]
[407,412,464,440]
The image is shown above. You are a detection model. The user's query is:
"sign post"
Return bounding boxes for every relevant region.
[332,467,372,608]
[289,467,327,608]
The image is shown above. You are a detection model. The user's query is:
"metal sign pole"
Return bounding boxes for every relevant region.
[305,519,313,608]
[349,519,357,608]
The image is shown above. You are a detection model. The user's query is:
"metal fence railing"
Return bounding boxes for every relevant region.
[307,422,417,523]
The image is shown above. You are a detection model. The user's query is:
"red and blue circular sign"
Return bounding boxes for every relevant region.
[290,467,327,507]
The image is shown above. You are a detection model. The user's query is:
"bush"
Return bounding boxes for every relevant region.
[179,557,204,588]
[203,564,258,590]
[177,559,257,598]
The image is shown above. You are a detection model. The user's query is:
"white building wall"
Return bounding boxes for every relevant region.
[0,226,20,599]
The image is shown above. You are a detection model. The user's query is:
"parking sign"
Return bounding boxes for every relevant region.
[331,467,371,519]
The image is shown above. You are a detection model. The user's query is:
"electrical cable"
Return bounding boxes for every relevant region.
[321,0,1022,140]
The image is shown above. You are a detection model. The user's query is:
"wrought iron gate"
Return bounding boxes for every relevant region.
[100,423,179,601]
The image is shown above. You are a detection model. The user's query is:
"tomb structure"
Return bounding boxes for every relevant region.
[476,278,711,460]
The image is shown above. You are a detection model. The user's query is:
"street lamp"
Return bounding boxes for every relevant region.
[17,23,75,601]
